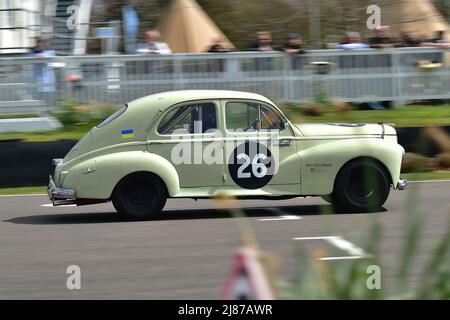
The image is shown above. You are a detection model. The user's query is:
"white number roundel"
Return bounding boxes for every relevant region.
[228,142,274,189]
[236,153,268,179]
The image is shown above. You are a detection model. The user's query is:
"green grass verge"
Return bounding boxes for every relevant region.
[402,171,450,181]
[0,114,39,120]
[1,171,449,195]
[0,130,88,142]
[281,104,450,128]
[0,120,98,142]
[0,186,47,195]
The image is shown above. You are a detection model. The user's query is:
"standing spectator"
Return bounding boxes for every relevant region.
[338,34,350,46]
[282,33,306,71]
[137,30,172,54]
[337,32,368,71]
[421,30,450,48]
[248,31,275,52]
[28,37,56,104]
[206,35,232,53]
[336,32,369,50]
[421,30,450,65]
[369,26,400,48]
[248,31,276,71]
[205,35,231,73]
[367,26,400,108]
[282,33,306,54]
[122,5,140,54]
[398,32,424,67]
[137,30,172,77]
[400,32,420,47]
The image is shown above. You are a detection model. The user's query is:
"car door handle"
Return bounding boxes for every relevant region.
[277,138,293,146]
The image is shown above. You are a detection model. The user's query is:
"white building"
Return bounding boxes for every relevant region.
[0,0,92,55]
[0,0,44,54]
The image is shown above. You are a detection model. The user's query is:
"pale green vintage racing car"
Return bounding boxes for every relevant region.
[48,90,406,220]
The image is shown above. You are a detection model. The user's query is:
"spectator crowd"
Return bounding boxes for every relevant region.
[131,26,450,55]
[29,25,450,58]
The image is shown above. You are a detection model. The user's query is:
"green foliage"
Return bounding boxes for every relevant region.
[89,0,450,52]
[91,0,310,50]
[314,91,331,106]
[401,153,432,173]
[53,101,116,129]
[198,0,306,49]
[53,101,83,127]
[279,191,450,300]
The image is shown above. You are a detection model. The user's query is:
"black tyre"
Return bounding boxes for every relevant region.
[332,159,390,212]
[112,173,167,220]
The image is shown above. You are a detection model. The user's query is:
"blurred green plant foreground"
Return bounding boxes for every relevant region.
[53,101,117,129]
[217,181,449,300]
[278,189,450,299]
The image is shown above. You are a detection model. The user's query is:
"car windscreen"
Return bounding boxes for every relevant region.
[96,104,128,128]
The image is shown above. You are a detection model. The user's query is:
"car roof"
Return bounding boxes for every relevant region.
[128,90,275,112]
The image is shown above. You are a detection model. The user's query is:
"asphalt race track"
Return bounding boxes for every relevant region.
[0,181,449,299]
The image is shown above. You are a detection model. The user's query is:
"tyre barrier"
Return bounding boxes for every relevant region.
[0,140,76,188]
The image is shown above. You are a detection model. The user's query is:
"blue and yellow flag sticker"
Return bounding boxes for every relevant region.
[121,129,135,138]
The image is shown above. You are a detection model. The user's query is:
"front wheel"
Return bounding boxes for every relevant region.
[112,173,167,220]
[332,159,390,212]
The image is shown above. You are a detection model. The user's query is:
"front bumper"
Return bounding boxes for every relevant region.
[48,175,76,205]
[397,177,407,190]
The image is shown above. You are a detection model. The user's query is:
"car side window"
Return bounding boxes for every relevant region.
[260,105,285,131]
[225,102,259,132]
[225,102,284,132]
[157,102,217,135]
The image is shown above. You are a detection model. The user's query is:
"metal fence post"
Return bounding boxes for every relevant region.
[284,54,296,101]
[173,55,182,90]
[391,49,404,108]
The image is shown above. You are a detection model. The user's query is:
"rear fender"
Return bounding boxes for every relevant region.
[61,151,180,199]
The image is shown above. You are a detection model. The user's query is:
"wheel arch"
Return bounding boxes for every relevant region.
[111,171,169,199]
[64,151,180,199]
[299,139,403,195]
[332,156,393,194]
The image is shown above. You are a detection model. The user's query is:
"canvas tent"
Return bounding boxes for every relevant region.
[159,0,235,53]
[382,0,450,41]
[381,0,450,65]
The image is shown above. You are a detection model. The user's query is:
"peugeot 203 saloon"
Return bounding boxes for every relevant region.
[48,90,406,220]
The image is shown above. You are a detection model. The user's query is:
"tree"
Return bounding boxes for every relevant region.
[89,0,450,52]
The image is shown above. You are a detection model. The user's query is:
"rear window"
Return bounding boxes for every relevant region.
[157,102,217,135]
[96,104,128,128]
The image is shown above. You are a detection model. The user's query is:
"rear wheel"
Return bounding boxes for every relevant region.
[332,159,390,212]
[112,173,167,220]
